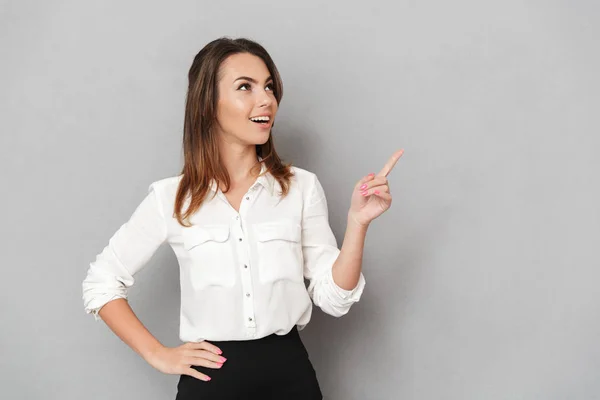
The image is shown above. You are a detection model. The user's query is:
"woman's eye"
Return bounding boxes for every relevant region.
[238,82,274,92]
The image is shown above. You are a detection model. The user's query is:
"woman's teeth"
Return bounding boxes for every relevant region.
[250,116,270,124]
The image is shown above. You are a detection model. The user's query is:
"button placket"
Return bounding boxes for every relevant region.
[235,207,255,329]
[243,183,260,336]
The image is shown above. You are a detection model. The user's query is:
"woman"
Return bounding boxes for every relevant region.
[82,37,403,399]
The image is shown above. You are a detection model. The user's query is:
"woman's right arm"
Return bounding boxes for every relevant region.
[82,183,167,321]
[98,298,225,381]
[82,182,226,381]
[97,297,164,363]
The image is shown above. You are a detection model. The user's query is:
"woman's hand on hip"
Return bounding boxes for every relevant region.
[146,341,227,381]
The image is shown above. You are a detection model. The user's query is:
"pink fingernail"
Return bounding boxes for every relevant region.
[374,190,380,195]
[368,173,375,177]
[205,376,212,381]
[220,357,227,362]
[361,191,368,196]
[359,184,367,190]
[216,363,223,368]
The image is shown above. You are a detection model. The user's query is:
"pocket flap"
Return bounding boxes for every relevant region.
[182,224,230,250]
[254,221,301,243]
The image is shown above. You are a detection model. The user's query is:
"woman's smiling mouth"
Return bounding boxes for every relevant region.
[249,115,272,128]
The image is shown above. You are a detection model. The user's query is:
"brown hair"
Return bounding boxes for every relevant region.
[174,37,294,227]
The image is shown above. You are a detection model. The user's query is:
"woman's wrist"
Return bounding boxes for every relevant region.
[347,211,370,230]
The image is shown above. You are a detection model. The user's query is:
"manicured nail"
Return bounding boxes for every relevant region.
[361,191,368,196]
[374,190,380,195]
[220,357,227,362]
[216,349,222,355]
[216,363,223,368]
[204,376,212,381]
[359,184,367,190]
[368,173,375,177]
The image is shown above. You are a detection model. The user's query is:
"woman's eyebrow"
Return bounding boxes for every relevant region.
[234,76,273,84]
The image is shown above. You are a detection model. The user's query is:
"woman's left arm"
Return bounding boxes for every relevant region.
[332,149,404,290]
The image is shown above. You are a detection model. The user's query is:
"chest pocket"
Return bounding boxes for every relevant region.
[182,224,236,290]
[253,220,303,284]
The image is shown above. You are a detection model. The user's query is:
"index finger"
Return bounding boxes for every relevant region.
[189,340,223,355]
[377,149,404,177]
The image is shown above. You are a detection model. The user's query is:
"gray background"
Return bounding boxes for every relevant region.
[1,0,599,399]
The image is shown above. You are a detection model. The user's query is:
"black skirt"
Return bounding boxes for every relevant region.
[175,326,323,399]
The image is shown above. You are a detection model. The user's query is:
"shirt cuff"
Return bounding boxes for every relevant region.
[84,294,127,322]
[327,266,366,302]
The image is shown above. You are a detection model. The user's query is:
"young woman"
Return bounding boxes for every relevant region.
[82,37,403,399]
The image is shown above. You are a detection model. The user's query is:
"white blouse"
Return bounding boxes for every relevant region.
[82,163,366,343]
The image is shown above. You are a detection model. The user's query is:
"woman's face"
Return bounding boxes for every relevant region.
[214,52,278,147]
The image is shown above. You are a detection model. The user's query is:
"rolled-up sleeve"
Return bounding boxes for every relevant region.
[302,173,366,317]
[82,182,167,321]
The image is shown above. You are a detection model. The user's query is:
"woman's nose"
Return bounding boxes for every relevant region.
[257,90,272,107]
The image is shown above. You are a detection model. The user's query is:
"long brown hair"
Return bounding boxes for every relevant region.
[174,37,294,227]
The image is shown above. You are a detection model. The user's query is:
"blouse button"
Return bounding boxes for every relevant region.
[246,293,250,297]
[246,196,250,200]
[239,238,242,242]
[248,317,253,321]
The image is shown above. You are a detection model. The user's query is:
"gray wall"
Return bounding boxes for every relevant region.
[2,0,599,399]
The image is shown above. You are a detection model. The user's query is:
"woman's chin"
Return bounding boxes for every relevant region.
[253,132,271,145]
